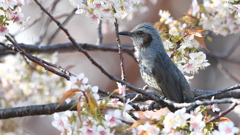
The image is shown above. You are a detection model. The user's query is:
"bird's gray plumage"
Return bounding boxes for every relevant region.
[118,23,195,112]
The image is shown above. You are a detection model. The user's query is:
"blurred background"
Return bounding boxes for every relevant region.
[2,0,240,134]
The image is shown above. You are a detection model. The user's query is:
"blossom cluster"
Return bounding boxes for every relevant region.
[51,73,133,134]
[157,0,240,80]
[0,52,68,105]
[0,0,156,36]
[162,107,205,134]
[160,25,210,80]
[69,0,156,23]
[163,35,210,79]
[0,52,71,134]
[52,110,117,135]
[193,0,240,36]
[52,102,240,135]
[0,0,45,36]
[161,107,239,134]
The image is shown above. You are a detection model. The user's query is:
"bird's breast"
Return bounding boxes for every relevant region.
[138,58,162,94]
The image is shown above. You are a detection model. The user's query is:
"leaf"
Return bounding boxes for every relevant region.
[56,89,81,108]
[185,29,208,51]
[102,9,111,12]
[139,130,147,135]
[113,89,120,94]
[216,117,230,122]
[137,111,148,119]
[129,118,151,129]
[85,91,99,119]
[129,120,144,129]
[77,98,82,124]
[185,29,205,36]
[194,36,208,51]
[237,126,240,135]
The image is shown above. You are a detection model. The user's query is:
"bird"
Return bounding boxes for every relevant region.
[118,23,195,112]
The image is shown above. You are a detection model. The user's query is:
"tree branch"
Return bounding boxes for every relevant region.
[1,96,239,119]
[195,84,240,100]
[0,42,134,54]
[0,100,78,119]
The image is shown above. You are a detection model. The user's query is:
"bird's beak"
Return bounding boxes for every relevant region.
[118,31,133,37]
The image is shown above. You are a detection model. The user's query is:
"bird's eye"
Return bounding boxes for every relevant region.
[137,31,144,35]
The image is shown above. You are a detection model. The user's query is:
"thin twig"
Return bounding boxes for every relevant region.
[5,35,70,80]
[35,56,74,76]
[36,0,60,45]
[186,98,240,112]
[97,19,103,45]
[205,102,238,124]
[115,19,126,81]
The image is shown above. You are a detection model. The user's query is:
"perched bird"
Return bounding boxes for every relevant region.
[118,23,195,112]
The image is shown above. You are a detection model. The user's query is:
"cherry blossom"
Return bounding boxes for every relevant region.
[91,86,100,100]
[70,73,88,84]
[140,122,160,135]
[169,27,179,36]
[163,108,191,133]
[105,110,121,127]
[218,121,239,135]
[0,25,9,36]
[191,0,199,16]
[68,0,147,23]
[70,73,89,90]
[122,99,133,117]
[80,126,98,135]
[117,82,126,96]
[212,121,239,135]
[163,112,177,133]
[159,10,173,24]
[189,114,206,133]
[52,113,71,131]
[197,0,240,36]
[97,125,114,135]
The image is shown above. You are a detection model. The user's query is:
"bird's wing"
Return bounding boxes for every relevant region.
[152,56,184,103]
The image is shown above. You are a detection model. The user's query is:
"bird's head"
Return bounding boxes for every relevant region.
[118,23,164,50]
